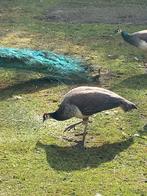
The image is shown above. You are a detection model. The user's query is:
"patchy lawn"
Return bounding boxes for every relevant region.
[0,0,147,195]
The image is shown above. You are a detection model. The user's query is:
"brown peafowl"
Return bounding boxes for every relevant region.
[43,86,137,147]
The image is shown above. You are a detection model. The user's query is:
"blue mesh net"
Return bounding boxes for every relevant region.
[0,47,92,83]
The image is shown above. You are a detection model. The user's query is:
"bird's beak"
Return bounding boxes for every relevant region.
[43,116,46,123]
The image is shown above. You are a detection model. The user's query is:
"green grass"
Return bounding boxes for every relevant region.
[0,0,147,195]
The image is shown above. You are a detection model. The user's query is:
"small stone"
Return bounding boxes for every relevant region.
[107,54,118,59]
[133,133,140,137]
[95,193,102,196]
[13,95,22,100]
[134,56,139,61]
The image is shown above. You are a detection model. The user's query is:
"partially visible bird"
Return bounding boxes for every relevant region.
[116,28,147,50]
[43,86,137,147]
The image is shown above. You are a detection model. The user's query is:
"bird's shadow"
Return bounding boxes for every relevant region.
[36,137,134,171]
[117,73,147,90]
[137,124,147,137]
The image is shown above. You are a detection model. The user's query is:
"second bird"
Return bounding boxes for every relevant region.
[117,29,147,50]
[43,86,137,147]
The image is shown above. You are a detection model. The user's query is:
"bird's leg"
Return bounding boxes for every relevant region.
[74,118,90,136]
[64,120,83,132]
[77,119,89,148]
[142,54,147,67]
[82,120,88,146]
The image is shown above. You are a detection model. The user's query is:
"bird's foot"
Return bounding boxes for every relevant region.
[64,124,77,132]
[64,121,83,132]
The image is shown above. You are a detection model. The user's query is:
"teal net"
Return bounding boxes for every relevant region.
[0,47,92,83]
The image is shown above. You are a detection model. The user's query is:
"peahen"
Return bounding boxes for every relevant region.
[0,47,93,83]
[43,86,137,148]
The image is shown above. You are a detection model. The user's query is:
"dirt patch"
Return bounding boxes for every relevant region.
[41,4,147,24]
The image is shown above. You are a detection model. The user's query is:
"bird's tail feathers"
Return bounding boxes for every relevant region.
[120,100,137,112]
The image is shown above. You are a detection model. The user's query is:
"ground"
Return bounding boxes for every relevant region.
[0,0,147,196]
[42,0,147,24]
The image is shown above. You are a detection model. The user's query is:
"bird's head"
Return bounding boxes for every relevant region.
[114,27,122,34]
[43,113,51,122]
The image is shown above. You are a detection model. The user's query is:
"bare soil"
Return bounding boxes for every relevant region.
[41,4,147,24]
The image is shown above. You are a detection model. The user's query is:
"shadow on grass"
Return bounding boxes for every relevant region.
[0,77,57,100]
[117,74,147,90]
[0,76,94,100]
[36,137,134,171]
[137,124,147,137]
[144,124,147,131]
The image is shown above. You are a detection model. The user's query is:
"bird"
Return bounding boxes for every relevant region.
[116,28,147,50]
[116,28,147,65]
[43,86,137,147]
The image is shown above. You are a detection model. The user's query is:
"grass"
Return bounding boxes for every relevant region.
[0,0,147,195]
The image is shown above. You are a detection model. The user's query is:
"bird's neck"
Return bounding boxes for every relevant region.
[121,31,131,42]
[49,111,65,121]
[49,111,59,120]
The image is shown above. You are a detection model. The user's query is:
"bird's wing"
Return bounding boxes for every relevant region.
[67,92,122,116]
[132,31,147,42]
